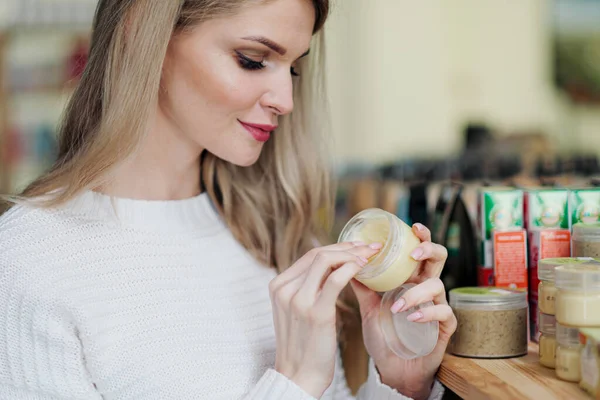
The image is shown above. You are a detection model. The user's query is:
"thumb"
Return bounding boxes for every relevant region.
[350,280,381,320]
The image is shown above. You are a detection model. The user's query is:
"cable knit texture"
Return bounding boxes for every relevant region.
[0,191,445,399]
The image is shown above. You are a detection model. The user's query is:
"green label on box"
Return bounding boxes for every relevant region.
[482,189,523,240]
[570,189,600,225]
[528,189,570,229]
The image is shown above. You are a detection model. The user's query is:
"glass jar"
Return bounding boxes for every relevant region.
[555,262,600,327]
[449,287,528,358]
[579,328,600,398]
[338,208,421,292]
[538,258,594,315]
[339,209,438,360]
[538,312,557,368]
[572,223,600,258]
[555,323,582,382]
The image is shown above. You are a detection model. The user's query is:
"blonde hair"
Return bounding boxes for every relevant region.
[7,0,334,275]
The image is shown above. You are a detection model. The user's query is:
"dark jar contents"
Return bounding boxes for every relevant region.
[449,287,528,359]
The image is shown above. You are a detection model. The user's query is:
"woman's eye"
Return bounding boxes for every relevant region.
[236,51,266,71]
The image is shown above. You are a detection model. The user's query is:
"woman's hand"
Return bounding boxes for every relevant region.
[268,241,383,398]
[350,223,457,400]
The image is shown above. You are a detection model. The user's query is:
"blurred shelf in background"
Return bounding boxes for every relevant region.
[0,0,96,194]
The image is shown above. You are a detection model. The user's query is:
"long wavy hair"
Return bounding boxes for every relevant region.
[7,0,335,278]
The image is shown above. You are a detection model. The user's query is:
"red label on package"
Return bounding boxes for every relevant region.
[493,230,528,290]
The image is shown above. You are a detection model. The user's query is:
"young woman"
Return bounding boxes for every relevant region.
[0,1,456,399]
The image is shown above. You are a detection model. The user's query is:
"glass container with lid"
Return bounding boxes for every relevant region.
[449,287,528,358]
[554,261,600,327]
[538,312,557,368]
[338,208,421,292]
[555,323,583,382]
[572,222,600,258]
[538,257,593,315]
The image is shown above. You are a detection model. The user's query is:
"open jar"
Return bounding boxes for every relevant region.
[449,287,528,359]
[338,208,421,292]
[339,209,438,360]
[572,223,600,258]
[538,312,557,368]
[539,258,593,315]
[555,323,582,382]
[555,261,600,327]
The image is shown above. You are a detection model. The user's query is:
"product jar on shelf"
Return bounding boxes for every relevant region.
[572,223,600,258]
[449,287,528,359]
[555,262,600,327]
[555,323,583,382]
[539,312,557,368]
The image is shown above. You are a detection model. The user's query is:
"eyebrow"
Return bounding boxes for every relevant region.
[241,36,310,59]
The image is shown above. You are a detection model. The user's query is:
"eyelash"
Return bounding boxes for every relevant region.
[235,51,299,77]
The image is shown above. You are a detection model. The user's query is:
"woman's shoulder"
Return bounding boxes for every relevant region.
[0,203,90,270]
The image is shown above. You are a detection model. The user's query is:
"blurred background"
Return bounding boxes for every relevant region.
[1,0,600,394]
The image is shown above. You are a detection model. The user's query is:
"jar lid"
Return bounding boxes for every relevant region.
[573,222,600,241]
[554,261,600,291]
[557,323,581,347]
[449,287,527,310]
[337,208,408,280]
[379,284,439,359]
[538,258,596,281]
[539,312,556,335]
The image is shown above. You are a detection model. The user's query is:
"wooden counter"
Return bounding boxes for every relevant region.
[438,342,590,400]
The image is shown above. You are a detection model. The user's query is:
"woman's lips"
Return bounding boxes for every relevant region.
[239,120,277,142]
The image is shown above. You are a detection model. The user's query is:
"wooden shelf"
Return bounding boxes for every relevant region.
[438,342,590,399]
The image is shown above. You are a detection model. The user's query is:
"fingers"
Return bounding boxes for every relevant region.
[316,261,365,310]
[298,250,369,300]
[390,278,447,314]
[410,241,448,279]
[406,304,454,323]
[412,223,431,242]
[270,241,364,291]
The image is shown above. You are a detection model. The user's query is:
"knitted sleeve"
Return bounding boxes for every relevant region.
[0,259,102,399]
[330,352,445,400]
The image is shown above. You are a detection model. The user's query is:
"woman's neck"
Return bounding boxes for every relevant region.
[99,108,204,201]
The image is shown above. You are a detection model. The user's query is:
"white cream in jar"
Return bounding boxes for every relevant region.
[555,323,582,382]
[554,261,600,327]
[338,208,421,292]
[538,258,592,315]
[538,312,556,368]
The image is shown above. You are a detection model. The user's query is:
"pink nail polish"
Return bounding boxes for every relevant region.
[359,257,369,265]
[369,242,383,250]
[411,248,424,260]
[415,224,425,231]
[407,312,423,322]
[352,241,366,246]
[390,298,406,313]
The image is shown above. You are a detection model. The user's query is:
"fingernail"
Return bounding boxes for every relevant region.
[352,241,366,246]
[391,298,406,313]
[414,223,425,231]
[407,312,424,322]
[411,248,424,260]
[358,257,369,265]
[369,242,383,250]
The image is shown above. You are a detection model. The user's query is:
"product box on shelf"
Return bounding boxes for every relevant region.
[493,229,528,290]
[524,188,570,231]
[569,188,600,226]
[477,188,524,286]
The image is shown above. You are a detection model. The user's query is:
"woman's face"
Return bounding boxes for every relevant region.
[160,0,316,167]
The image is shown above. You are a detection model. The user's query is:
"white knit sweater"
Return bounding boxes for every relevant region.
[0,191,444,400]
